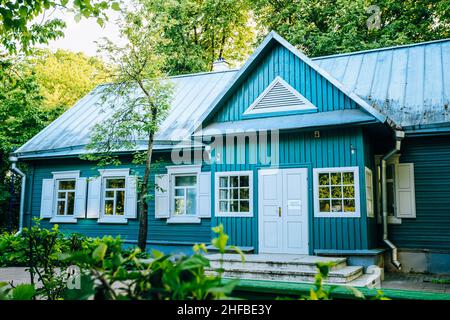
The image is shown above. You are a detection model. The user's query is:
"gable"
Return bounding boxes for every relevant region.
[200,31,388,128]
[243,76,316,116]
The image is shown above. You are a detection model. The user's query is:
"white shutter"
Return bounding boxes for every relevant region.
[396,163,416,218]
[365,168,374,218]
[155,174,169,218]
[197,172,211,218]
[87,176,102,218]
[124,176,138,219]
[73,178,87,218]
[40,179,55,218]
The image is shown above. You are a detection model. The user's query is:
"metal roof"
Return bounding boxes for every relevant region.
[15,69,238,158]
[16,36,450,159]
[313,39,450,128]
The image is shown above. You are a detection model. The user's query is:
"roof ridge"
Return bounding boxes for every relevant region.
[313,38,450,60]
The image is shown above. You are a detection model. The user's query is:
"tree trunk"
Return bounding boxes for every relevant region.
[137,134,155,251]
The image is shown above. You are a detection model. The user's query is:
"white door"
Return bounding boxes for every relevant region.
[258,168,309,254]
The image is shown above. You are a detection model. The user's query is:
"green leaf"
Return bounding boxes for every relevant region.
[111,2,121,11]
[11,284,35,300]
[92,243,107,262]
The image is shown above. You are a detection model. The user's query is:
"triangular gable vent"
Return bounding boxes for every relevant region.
[244,76,317,115]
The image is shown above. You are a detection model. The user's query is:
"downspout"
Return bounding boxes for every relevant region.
[9,156,26,236]
[381,130,404,269]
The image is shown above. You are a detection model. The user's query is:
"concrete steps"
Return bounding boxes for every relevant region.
[206,253,365,285]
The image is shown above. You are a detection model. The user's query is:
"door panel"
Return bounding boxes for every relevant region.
[259,168,309,254]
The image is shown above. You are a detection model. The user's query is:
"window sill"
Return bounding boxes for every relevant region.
[215,212,253,218]
[166,216,201,224]
[97,217,128,224]
[388,216,402,224]
[315,212,360,218]
[49,216,77,224]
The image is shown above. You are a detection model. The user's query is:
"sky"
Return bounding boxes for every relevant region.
[38,7,125,59]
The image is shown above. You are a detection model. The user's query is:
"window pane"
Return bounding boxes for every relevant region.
[175,175,196,187]
[230,201,239,212]
[231,188,239,200]
[105,191,114,198]
[331,199,343,212]
[240,188,249,200]
[319,200,330,212]
[106,178,125,189]
[331,186,342,198]
[319,187,330,198]
[186,188,196,216]
[319,173,330,186]
[386,165,394,180]
[330,172,342,185]
[116,191,124,215]
[219,189,228,200]
[105,200,114,215]
[57,201,65,215]
[343,172,354,185]
[219,201,228,212]
[59,180,75,190]
[343,186,355,198]
[240,201,249,213]
[344,199,355,212]
[67,192,75,215]
[219,177,228,188]
[175,188,184,197]
[387,182,395,216]
[240,175,249,187]
[230,176,239,187]
[58,192,65,199]
[174,198,185,215]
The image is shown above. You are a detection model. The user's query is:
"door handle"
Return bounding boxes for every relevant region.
[278,206,281,217]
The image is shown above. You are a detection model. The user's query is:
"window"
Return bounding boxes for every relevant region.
[365,167,374,218]
[103,178,125,216]
[56,180,76,216]
[313,167,360,217]
[173,175,197,216]
[215,171,253,217]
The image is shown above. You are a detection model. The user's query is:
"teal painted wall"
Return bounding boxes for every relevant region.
[209,43,358,124]
[390,136,450,250]
[212,127,371,252]
[25,154,212,246]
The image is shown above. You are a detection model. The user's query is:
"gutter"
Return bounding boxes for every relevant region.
[381,130,405,269]
[9,156,26,236]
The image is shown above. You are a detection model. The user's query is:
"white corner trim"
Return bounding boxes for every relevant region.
[97,217,128,224]
[243,76,317,116]
[313,166,361,218]
[214,170,254,218]
[166,216,201,224]
[98,168,130,177]
[49,216,77,224]
[51,171,80,179]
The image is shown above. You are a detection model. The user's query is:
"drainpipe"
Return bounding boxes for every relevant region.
[9,156,26,236]
[381,130,404,269]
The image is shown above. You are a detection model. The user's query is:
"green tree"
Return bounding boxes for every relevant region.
[138,0,256,75]
[83,9,173,250]
[29,49,110,110]
[251,0,450,57]
[0,59,60,230]
[0,0,121,54]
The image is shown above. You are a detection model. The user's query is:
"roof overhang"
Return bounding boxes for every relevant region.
[194,109,377,137]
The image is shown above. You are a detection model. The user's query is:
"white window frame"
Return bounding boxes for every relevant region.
[215,171,253,218]
[365,167,374,218]
[49,171,80,223]
[166,165,202,224]
[374,155,403,224]
[97,169,129,224]
[313,167,361,218]
[55,179,76,216]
